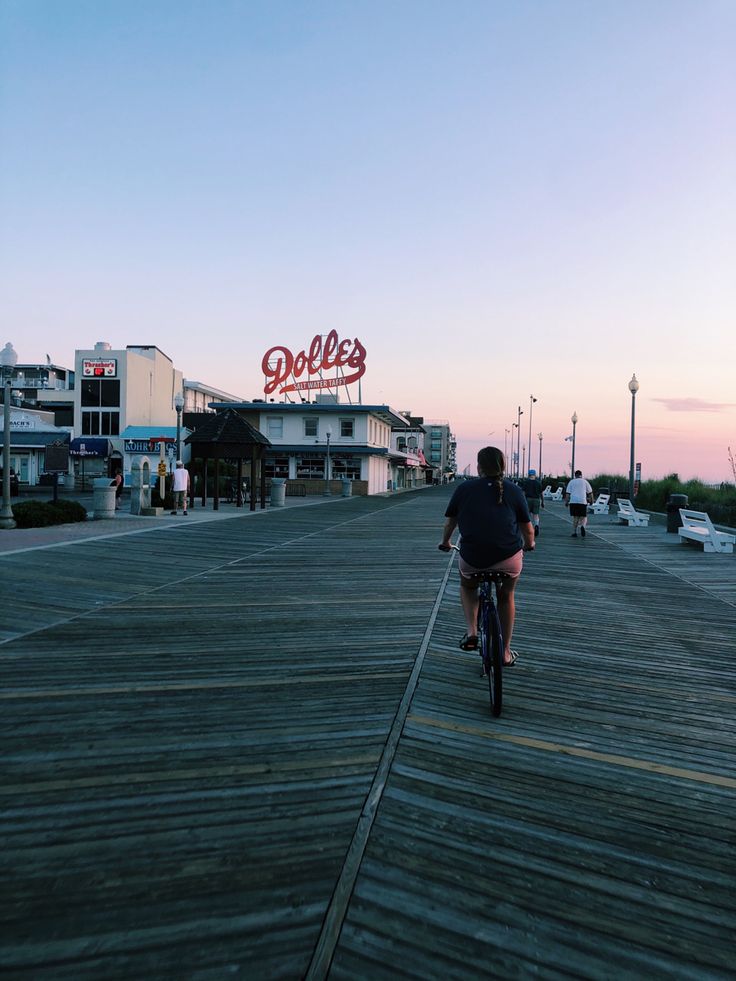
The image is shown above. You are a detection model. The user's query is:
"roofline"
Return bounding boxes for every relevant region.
[211,402,410,428]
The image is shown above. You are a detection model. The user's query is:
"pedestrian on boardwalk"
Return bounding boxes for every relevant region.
[565,469,593,537]
[171,461,190,516]
[111,469,123,510]
[521,468,544,537]
[439,446,535,667]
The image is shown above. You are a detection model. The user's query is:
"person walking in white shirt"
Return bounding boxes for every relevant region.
[171,461,190,516]
[565,469,593,537]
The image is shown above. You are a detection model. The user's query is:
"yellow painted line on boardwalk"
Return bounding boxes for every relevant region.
[409,714,736,790]
[0,671,406,699]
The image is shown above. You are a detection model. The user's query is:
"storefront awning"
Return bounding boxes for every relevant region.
[69,437,113,458]
[7,432,71,449]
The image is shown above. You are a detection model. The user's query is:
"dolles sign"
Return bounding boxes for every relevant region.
[262,330,366,396]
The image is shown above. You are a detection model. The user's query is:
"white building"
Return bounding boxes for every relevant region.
[213,401,410,496]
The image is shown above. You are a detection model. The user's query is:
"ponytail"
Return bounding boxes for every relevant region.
[477,446,506,505]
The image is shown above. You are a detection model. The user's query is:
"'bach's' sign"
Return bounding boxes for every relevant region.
[262,331,366,396]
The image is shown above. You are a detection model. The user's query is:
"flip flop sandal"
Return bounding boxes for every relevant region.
[504,650,519,667]
[459,633,479,651]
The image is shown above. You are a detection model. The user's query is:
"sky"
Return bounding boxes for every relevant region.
[1,0,734,481]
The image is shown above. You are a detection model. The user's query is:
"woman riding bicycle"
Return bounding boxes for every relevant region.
[439,446,535,666]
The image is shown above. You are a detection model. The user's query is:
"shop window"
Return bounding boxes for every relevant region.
[267,417,283,438]
[331,456,361,480]
[304,418,318,437]
[264,457,289,478]
[296,454,325,478]
[340,418,354,438]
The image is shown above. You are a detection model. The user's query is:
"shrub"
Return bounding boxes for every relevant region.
[48,499,88,523]
[11,499,88,528]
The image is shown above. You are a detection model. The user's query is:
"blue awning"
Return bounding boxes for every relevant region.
[69,437,113,458]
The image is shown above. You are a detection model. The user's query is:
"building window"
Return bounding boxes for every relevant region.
[340,418,354,438]
[267,417,283,438]
[397,437,407,451]
[264,456,289,478]
[81,379,120,407]
[331,455,361,480]
[82,412,99,435]
[296,454,325,478]
[304,418,318,437]
[83,410,119,436]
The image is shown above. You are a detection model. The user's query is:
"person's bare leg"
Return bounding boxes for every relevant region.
[460,576,479,636]
[496,576,520,663]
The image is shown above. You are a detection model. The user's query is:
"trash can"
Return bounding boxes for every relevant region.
[341,478,352,498]
[666,493,688,533]
[270,478,286,508]
[93,477,116,520]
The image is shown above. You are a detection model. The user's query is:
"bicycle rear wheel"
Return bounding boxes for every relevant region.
[479,590,503,717]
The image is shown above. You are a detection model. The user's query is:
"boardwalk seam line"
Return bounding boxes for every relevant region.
[304,552,457,981]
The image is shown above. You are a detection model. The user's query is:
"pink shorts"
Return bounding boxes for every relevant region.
[458,549,523,579]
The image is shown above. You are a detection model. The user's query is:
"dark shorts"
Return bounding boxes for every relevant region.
[570,503,587,517]
[526,497,541,515]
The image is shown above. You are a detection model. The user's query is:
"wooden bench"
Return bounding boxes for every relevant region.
[589,493,610,515]
[678,509,735,554]
[550,487,564,502]
[542,485,553,499]
[616,499,650,526]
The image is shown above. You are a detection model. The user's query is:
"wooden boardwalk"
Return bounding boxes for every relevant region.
[1,489,734,979]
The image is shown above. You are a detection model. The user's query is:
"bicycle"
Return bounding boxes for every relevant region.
[439,543,506,717]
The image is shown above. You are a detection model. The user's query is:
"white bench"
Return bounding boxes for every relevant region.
[616,499,650,526]
[589,493,610,515]
[550,487,564,502]
[678,509,735,554]
[542,485,553,499]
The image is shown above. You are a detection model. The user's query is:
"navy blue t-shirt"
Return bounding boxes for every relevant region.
[445,477,531,568]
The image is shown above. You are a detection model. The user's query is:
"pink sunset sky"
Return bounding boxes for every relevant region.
[2,2,734,482]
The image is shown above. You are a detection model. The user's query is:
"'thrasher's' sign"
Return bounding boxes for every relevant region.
[261,330,366,396]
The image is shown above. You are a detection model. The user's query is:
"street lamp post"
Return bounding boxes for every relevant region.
[504,428,510,461]
[323,426,332,496]
[628,374,639,502]
[516,406,523,478]
[570,412,578,475]
[1,342,18,530]
[527,395,537,475]
[511,422,519,476]
[538,432,543,477]
[174,392,184,462]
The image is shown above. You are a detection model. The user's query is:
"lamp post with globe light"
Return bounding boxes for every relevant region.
[538,432,543,477]
[1,341,18,529]
[570,412,578,476]
[628,374,639,502]
[174,392,185,462]
[527,395,537,475]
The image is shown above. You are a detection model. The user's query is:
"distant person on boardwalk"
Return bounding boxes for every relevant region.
[521,468,544,537]
[565,469,593,537]
[439,446,535,666]
[111,469,123,510]
[171,461,190,516]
